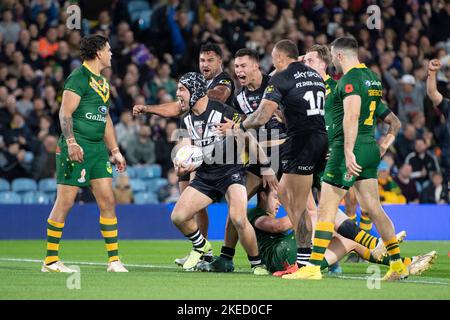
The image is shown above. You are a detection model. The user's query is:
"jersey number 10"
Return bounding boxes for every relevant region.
[303,90,325,116]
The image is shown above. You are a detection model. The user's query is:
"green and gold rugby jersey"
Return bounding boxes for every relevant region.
[62,62,110,143]
[331,63,384,144]
[324,75,337,145]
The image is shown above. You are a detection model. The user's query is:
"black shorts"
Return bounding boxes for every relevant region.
[281,132,327,175]
[190,169,247,203]
[247,140,287,180]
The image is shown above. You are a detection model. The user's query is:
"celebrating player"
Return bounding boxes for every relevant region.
[169,72,269,274]
[291,36,407,281]
[133,43,235,266]
[216,39,328,269]
[41,35,128,273]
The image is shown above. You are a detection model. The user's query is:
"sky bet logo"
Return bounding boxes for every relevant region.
[98,106,108,114]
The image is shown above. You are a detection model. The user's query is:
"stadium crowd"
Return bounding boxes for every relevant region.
[0,0,449,204]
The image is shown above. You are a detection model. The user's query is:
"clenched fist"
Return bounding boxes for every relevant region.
[133,105,147,116]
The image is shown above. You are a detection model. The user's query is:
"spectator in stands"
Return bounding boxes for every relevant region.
[394,123,417,164]
[126,125,156,166]
[378,161,407,204]
[16,86,34,117]
[114,110,136,152]
[0,142,30,181]
[158,168,180,203]
[383,71,426,123]
[155,120,177,177]
[405,138,441,191]
[113,173,134,204]
[148,62,177,100]
[38,27,59,58]
[0,9,21,44]
[32,134,56,180]
[393,163,420,203]
[420,172,448,204]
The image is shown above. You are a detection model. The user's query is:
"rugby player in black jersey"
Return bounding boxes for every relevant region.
[216,39,328,270]
[133,43,235,265]
[169,72,269,274]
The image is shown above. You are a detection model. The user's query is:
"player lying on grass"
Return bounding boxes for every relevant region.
[243,188,437,276]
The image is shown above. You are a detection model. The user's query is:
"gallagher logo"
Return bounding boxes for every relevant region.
[98,106,108,114]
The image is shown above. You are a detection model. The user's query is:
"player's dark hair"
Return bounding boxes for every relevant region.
[274,39,299,60]
[200,42,223,59]
[330,36,358,52]
[80,35,108,61]
[234,48,259,62]
[306,44,331,66]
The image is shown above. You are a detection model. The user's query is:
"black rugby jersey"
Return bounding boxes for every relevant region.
[233,74,287,141]
[263,61,327,137]
[180,99,243,179]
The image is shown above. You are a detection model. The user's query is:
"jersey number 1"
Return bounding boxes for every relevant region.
[303,90,325,116]
[364,101,376,126]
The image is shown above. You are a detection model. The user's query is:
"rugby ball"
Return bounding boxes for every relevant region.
[174,145,203,169]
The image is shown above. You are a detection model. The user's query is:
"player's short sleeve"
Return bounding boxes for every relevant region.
[263,74,284,104]
[63,72,87,97]
[375,101,391,120]
[211,73,234,91]
[338,73,362,100]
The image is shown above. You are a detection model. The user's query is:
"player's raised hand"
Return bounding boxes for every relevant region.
[68,143,84,163]
[111,150,127,173]
[214,117,235,136]
[132,105,147,116]
[344,151,362,177]
[428,59,441,72]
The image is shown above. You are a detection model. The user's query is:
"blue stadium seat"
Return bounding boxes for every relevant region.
[127,0,150,14]
[134,191,159,204]
[38,178,57,193]
[11,178,37,194]
[145,178,168,193]
[126,166,137,179]
[0,191,22,204]
[0,179,10,192]
[135,164,162,179]
[22,191,51,204]
[130,9,152,30]
[130,179,146,193]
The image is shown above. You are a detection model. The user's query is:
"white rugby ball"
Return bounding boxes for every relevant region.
[174,145,203,169]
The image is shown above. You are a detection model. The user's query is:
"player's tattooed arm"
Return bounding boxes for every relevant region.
[343,95,362,176]
[379,112,401,157]
[207,85,231,103]
[60,90,83,162]
[242,99,278,130]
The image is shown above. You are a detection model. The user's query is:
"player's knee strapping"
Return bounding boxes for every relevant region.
[100,216,119,263]
[45,219,64,265]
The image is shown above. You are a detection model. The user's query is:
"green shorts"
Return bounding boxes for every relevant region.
[322,141,380,190]
[56,139,112,187]
[261,233,297,273]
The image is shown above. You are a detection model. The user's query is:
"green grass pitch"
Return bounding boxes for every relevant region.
[0,240,449,300]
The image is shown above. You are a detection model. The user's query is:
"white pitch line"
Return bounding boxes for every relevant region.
[0,257,179,269]
[1,258,449,285]
[335,274,450,286]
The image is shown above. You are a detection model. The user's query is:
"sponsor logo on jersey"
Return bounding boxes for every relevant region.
[265,85,275,93]
[368,89,383,96]
[298,165,314,171]
[345,84,354,93]
[85,112,107,123]
[77,168,86,183]
[343,172,353,182]
[219,79,231,86]
[365,80,371,87]
[98,106,108,114]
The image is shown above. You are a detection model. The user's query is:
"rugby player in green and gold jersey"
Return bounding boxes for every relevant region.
[291,36,407,281]
[41,35,128,273]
